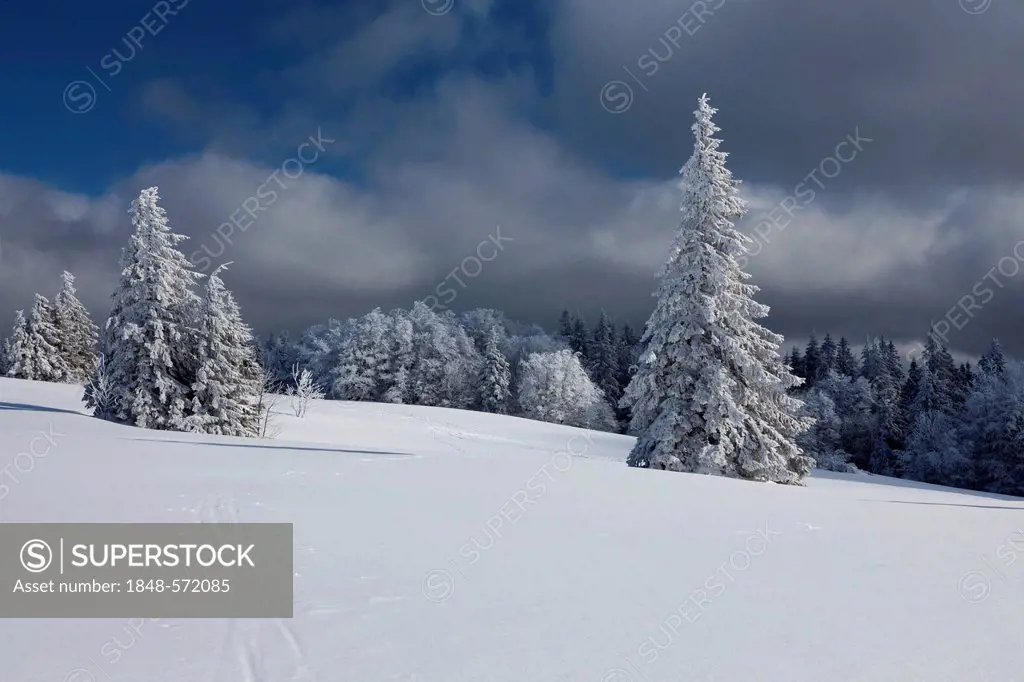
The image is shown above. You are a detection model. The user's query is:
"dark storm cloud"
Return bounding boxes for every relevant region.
[550,0,1024,190]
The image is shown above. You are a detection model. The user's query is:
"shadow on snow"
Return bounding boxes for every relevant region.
[121,436,418,458]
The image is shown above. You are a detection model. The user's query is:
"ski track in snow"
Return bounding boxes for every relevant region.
[194,495,313,682]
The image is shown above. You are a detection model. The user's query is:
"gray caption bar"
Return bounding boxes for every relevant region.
[0,523,292,618]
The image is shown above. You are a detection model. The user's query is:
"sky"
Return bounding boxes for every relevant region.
[0,0,1022,359]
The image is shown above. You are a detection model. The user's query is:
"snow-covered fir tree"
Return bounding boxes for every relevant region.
[383,310,415,404]
[261,331,300,386]
[461,308,510,354]
[53,271,98,382]
[835,337,859,377]
[3,310,31,379]
[804,335,821,388]
[787,347,806,380]
[867,346,904,474]
[87,186,204,429]
[816,370,875,466]
[518,349,616,430]
[25,294,69,382]
[587,311,621,410]
[819,334,837,380]
[921,335,959,416]
[295,319,350,390]
[901,409,970,487]
[558,310,573,341]
[961,360,1024,494]
[614,324,641,420]
[332,308,393,401]
[408,304,480,408]
[900,358,922,418]
[859,338,884,383]
[478,325,512,414]
[620,94,812,483]
[797,389,855,473]
[978,338,1006,378]
[186,264,262,437]
[567,314,589,360]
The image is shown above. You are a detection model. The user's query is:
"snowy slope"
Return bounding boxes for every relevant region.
[1,376,1022,682]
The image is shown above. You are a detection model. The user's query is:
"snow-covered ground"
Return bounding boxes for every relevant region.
[1,376,1022,682]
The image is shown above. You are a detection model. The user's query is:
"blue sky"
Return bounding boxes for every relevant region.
[0,0,1022,358]
[0,0,555,193]
[0,0,243,190]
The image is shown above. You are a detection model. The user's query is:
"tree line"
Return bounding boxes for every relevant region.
[2,97,1022,495]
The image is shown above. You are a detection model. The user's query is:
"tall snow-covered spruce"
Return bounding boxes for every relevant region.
[620,94,813,484]
[87,187,204,429]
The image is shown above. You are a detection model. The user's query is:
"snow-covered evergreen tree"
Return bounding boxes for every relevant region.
[261,331,300,386]
[295,318,352,390]
[921,335,959,416]
[3,310,31,379]
[332,308,393,401]
[978,338,1006,378]
[797,389,856,473]
[383,310,415,404]
[835,337,859,377]
[804,335,821,388]
[961,362,1024,495]
[187,264,262,436]
[819,334,838,380]
[567,314,590,361]
[787,347,806,382]
[860,338,885,383]
[817,371,875,466]
[88,186,203,429]
[587,311,621,409]
[25,294,69,382]
[620,94,812,483]
[53,271,98,382]
[439,310,483,408]
[518,349,616,430]
[900,358,922,419]
[615,324,641,402]
[406,304,480,408]
[478,325,511,414]
[958,362,977,395]
[868,368,904,475]
[506,328,567,409]
[461,308,510,354]
[900,343,973,487]
[853,337,906,473]
[901,410,970,487]
[557,310,573,341]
